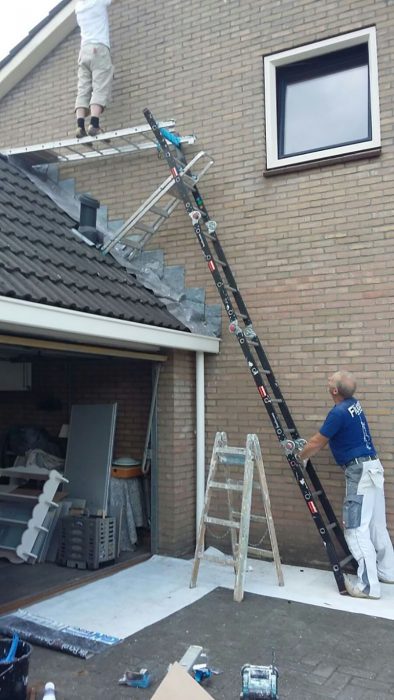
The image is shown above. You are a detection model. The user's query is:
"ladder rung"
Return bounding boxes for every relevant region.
[339,554,354,567]
[217,447,246,466]
[217,447,246,455]
[217,454,245,466]
[204,516,240,529]
[134,222,156,234]
[213,257,227,268]
[311,490,323,498]
[228,286,238,293]
[208,480,244,492]
[232,511,266,523]
[150,204,172,218]
[181,173,197,189]
[326,522,338,531]
[247,546,274,559]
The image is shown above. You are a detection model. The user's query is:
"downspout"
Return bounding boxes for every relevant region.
[196,351,205,539]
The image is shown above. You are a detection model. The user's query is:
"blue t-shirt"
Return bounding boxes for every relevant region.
[319,397,376,467]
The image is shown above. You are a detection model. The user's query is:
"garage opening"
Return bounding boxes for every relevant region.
[0,334,165,613]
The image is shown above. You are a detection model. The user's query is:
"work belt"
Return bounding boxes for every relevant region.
[344,454,377,468]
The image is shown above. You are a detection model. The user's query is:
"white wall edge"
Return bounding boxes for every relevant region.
[196,351,205,540]
[0,4,76,102]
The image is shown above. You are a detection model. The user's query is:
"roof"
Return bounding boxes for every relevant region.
[0,155,187,331]
[0,1,70,71]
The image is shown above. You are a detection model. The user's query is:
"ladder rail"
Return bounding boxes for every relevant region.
[168,123,352,569]
[144,107,353,594]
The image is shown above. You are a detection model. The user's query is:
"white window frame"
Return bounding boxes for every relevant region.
[264,27,381,171]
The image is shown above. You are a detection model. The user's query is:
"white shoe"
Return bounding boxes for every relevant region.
[344,575,380,599]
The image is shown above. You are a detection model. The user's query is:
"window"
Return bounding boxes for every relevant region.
[264,27,380,171]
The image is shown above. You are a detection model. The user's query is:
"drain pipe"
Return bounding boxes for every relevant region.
[196,351,205,539]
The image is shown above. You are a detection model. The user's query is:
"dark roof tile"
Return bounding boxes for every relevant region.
[0,156,187,331]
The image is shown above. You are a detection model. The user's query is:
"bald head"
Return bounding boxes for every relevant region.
[328,371,357,400]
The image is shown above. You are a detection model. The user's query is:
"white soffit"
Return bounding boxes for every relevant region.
[0,4,76,101]
[0,297,221,355]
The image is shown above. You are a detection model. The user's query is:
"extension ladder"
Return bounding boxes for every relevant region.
[143,108,356,595]
[190,432,284,602]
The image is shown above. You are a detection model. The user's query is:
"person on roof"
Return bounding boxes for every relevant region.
[74,0,114,138]
[299,370,394,600]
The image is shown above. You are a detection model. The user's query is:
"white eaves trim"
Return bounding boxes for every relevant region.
[264,26,381,170]
[0,297,220,355]
[0,3,76,101]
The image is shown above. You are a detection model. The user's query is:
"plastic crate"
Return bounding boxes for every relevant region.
[57,515,116,570]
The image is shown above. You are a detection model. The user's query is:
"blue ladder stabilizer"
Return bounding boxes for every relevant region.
[1,633,19,663]
[159,128,181,147]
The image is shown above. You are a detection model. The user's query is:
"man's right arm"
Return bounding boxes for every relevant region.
[299,433,329,461]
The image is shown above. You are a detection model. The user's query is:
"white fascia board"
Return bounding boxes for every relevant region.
[0,4,76,101]
[0,297,220,354]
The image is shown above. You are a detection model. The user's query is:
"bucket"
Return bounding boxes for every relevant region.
[0,637,32,700]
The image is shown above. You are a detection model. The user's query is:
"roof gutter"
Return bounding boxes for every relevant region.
[0,3,76,102]
[0,297,220,354]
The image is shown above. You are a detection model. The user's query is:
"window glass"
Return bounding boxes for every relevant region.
[277,45,371,158]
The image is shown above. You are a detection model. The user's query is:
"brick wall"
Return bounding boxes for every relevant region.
[157,350,196,556]
[0,356,152,463]
[1,0,394,564]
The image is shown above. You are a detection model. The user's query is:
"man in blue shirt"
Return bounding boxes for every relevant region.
[299,370,394,599]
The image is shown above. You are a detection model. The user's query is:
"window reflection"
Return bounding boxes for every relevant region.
[276,44,372,159]
[283,65,369,155]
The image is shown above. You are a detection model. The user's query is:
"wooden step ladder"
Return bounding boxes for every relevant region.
[190,432,284,602]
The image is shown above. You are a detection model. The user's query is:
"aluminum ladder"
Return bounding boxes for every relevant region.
[101,149,213,257]
[0,120,195,166]
[190,432,284,602]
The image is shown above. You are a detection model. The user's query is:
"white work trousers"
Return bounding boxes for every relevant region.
[343,458,394,597]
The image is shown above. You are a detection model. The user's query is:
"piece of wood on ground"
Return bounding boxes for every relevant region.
[150,662,214,699]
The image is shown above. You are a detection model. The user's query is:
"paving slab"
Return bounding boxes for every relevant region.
[25,587,394,699]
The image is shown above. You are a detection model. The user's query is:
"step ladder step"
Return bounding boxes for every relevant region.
[247,546,274,560]
[217,454,245,466]
[232,511,266,523]
[204,515,240,529]
[208,480,244,492]
[216,446,246,466]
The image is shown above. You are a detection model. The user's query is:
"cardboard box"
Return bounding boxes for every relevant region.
[151,662,215,699]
